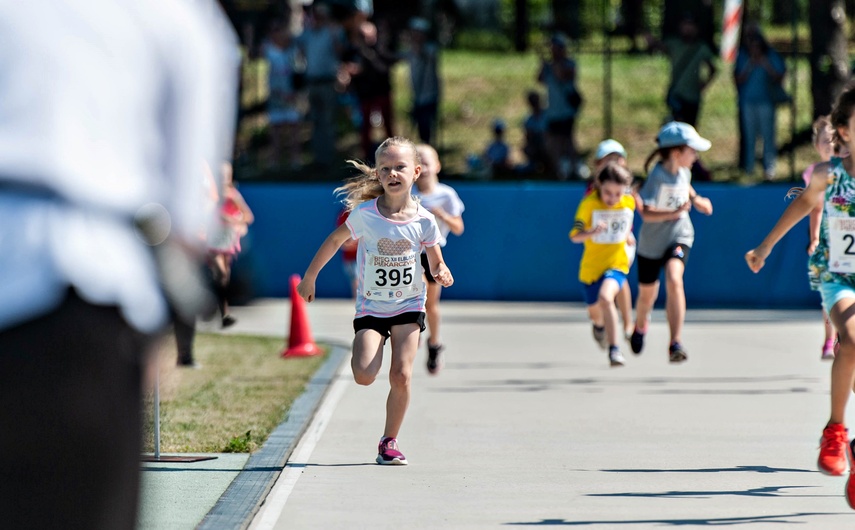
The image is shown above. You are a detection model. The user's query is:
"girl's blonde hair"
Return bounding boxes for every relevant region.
[336,136,421,211]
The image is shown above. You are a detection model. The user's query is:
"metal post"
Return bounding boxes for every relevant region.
[153,368,161,460]
[141,362,217,463]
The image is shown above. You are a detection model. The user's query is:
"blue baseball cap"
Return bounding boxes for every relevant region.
[595,139,627,161]
[656,121,711,151]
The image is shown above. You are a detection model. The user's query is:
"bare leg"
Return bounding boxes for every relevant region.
[616,282,634,338]
[663,258,686,345]
[598,279,621,346]
[351,329,385,386]
[827,299,855,424]
[634,281,658,332]
[425,282,443,346]
[824,309,834,342]
[383,323,420,439]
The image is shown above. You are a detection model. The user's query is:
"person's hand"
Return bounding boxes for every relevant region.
[745,245,770,273]
[297,277,316,302]
[807,238,819,255]
[671,201,691,219]
[430,206,448,222]
[591,222,607,235]
[433,264,453,287]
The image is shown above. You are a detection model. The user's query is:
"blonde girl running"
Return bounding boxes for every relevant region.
[297,137,453,465]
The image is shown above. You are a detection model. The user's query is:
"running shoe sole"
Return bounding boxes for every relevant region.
[376,454,408,465]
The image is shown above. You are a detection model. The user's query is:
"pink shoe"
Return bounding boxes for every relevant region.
[823,339,835,360]
[376,437,408,465]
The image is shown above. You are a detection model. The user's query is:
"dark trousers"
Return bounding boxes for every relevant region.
[0,290,152,530]
[359,93,395,162]
[412,100,438,145]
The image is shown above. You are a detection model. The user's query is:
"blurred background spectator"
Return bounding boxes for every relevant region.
[538,33,583,180]
[734,23,787,181]
[297,2,347,169]
[407,17,442,145]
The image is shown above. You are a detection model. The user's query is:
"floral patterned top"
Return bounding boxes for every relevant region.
[808,157,855,288]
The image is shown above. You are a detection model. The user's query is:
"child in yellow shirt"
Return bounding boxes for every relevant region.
[570,162,636,366]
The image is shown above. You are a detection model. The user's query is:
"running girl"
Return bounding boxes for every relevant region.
[589,139,637,341]
[414,143,465,375]
[570,162,636,367]
[802,116,837,360]
[746,84,855,508]
[297,137,453,465]
[630,122,713,362]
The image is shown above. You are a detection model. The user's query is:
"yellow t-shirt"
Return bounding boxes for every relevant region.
[570,192,636,284]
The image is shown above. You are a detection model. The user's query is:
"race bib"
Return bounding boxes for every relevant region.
[591,209,633,244]
[363,250,423,300]
[654,184,689,211]
[828,217,855,273]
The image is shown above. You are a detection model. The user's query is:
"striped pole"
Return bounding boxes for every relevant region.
[720,0,743,63]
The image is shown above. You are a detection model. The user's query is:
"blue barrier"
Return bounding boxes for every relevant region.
[234,181,818,308]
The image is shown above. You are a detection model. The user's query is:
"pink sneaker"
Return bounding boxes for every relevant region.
[819,423,849,476]
[376,437,408,465]
[822,339,835,360]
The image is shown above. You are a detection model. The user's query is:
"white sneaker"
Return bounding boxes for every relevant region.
[609,349,626,367]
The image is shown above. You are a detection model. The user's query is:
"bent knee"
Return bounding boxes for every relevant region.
[352,370,377,386]
[388,369,412,388]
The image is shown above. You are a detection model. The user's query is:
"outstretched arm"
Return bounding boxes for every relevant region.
[639,201,692,223]
[746,166,827,272]
[430,206,464,235]
[689,187,713,215]
[297,223,353,302]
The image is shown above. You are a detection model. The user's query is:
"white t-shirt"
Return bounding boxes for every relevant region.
[414,182,465,245]
[346,198,441,318]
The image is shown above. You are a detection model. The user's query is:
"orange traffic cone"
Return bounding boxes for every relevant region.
[282,274,324,358]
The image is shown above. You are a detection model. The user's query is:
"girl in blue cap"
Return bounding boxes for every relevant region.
[630,122,713,362]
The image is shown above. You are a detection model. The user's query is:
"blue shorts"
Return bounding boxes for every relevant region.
[581,270,627,306]
[819,281,855,313]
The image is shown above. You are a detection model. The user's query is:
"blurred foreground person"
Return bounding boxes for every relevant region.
[0,1,238,528]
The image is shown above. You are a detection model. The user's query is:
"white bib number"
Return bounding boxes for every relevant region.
[655,184,689,211]
[591,209,633,244]
[828,217,855,273]
[363,251,423,299]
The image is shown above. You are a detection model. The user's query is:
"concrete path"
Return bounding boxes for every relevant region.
[238,300,855,529]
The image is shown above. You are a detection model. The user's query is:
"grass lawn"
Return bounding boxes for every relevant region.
[142,333,328,454]
[411,49,817,182]
[238,47,818,183]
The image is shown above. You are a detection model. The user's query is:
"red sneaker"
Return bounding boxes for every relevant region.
[847,439,855,509]
[819,423,849,476]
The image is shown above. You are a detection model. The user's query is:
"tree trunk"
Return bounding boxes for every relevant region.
[771,0,794,24]
[552,0,581,39]
[515,0,529,52]
[809,0,849,118]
